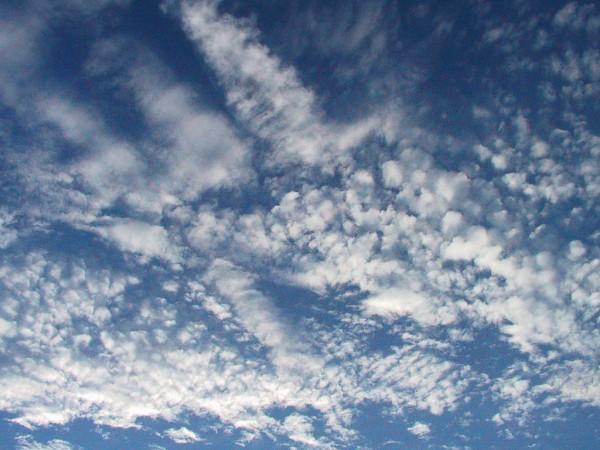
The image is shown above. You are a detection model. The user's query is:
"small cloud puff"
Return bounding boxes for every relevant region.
[407,421,431,438]
[163,427,203,444]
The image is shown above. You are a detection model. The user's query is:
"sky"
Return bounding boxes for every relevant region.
[0,0,599,448]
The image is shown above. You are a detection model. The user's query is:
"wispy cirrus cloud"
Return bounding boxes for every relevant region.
[176,0,391,167]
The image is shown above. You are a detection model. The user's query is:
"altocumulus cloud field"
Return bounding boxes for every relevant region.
[0,0,599,448]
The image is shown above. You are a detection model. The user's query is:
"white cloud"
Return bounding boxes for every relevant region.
[363,288,457,326]
[0,23,253,232]
[186,208,234,252]
[0,209,18,249]
[407,421,431,438]
[443,226,500,262]
[0,251,477,441]
[15,435,76,450]
[177,0,383,167]
[163,427,202,444]
[554,2,600,32]
[281,414,324,448]
[381,160,404,188]
[548,361,600,407]
[1,0,600,445]
[441,210,464,236]
[124,53,253,199]
[92,219,181,264]
[202,259,323,372]
[568,240,587,260]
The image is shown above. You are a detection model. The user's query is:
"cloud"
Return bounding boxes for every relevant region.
[0,17,252,231]
[0,209,18,249]
[553,2,600,32]
[177,0,384,167]
[0,251,476,442]
[281,414,326,448]
[202,259,324,373]
[363,288,457,326]
[91,219,181,264]
[381,160,404,188]
[163,427,203,444]
[1,0,600,447]
[407,421,431,438]
[15,435,76,450]
[119,45,253,200]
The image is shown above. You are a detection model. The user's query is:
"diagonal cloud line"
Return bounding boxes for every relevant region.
[175,0,387,167]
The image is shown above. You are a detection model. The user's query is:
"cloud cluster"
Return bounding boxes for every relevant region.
[0,0,599,447]
[0,251,475,446]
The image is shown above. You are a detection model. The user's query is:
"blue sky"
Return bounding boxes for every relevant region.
[0,0,599,448]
